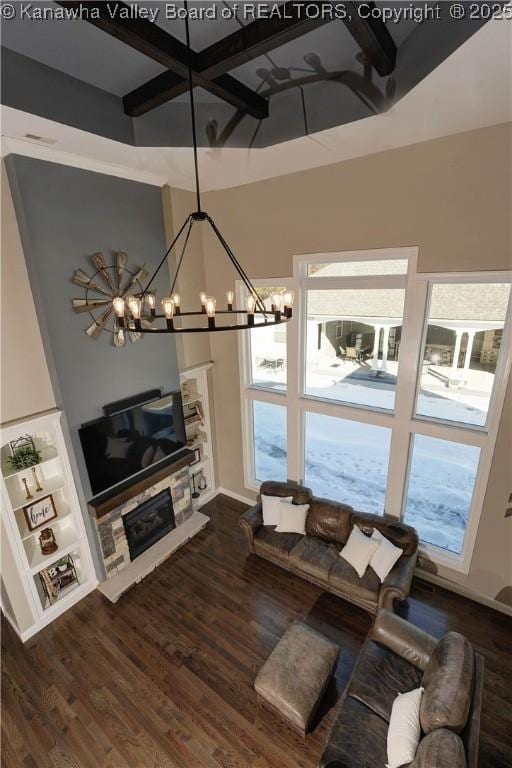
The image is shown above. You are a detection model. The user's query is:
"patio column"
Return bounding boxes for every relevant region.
[381,327,391,373]
[451,329,463,375]
[463,331,476,371]
[371,326,382,371]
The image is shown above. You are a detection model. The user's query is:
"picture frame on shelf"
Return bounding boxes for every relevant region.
[23,493,58,532]
[190,446,201,465]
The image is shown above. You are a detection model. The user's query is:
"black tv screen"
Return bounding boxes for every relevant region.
[79,391,186,497]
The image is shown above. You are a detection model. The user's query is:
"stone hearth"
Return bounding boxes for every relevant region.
[95,466,192,577]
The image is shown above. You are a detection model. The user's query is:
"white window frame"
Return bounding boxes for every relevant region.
[237,278,296,493]
[238,255,512,573]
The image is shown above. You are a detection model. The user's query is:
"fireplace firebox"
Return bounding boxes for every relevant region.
[122,489,175,560]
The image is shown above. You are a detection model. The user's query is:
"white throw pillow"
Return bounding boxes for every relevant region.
[275,502,310,535]
[387,687,424,768]
[339,525,380,578]
[261,494,293,526]
[370,529,403,583]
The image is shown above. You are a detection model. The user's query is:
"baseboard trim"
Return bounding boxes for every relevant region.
[415,568,512,617]
[216,487,255,507]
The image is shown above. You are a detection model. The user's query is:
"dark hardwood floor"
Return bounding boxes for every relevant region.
[2,494,512,768]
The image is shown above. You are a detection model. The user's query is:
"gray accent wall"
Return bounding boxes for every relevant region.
[6,155,180,572]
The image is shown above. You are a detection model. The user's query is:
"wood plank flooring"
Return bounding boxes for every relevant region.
[2,494,512,767]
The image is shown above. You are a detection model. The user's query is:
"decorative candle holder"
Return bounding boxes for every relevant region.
[22,477,33,500]
[32,466,43,492]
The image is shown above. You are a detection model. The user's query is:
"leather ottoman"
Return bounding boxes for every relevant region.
[254,621,339,736]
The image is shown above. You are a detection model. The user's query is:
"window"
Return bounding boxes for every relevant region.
[304,413,391,515]
[416,283,511,427]
[403,435,480,554]
[252,401,287,483]
[239,256,511,572]
[248,286,287,391]
[308,259,408,277]
[305,288,405,411]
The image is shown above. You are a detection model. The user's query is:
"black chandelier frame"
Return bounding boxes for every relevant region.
[115,3,292,336]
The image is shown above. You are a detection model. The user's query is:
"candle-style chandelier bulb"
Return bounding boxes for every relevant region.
[172,293,181,314]
[199,291,208,313]
[272,292,283,322]
[162,297,175,329]
[162,297,175,318]
[112,297,126,328]
[226,290,234,311]
[127,296,141,319]
[272,292,283,312]
[283,290,294,318]
[246,294,256,326]
[146,291,156,317]
[205,297,216,328]
[127,296,142,330]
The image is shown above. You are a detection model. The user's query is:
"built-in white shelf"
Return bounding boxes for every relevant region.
[2,445,59,480]
[6,473,66,512]
[1,410,98,642]
[26,525,80,574]
[180,363,216,512]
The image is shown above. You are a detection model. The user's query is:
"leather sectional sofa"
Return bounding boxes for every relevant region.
[240,481,418,614]
[319,609,484,768]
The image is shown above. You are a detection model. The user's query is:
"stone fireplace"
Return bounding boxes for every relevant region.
[123,488,175,561]
[88,452,198,587]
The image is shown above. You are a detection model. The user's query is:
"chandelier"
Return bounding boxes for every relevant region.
[111,4,293,336]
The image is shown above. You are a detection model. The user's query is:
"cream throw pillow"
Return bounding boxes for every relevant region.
[261,494,293,526]
[370,529,403,583]
[275,502,310,535]
[387,687,424,768]
[339,525,380,578]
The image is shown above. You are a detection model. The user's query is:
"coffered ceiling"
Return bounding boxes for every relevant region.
[1,1,504,148]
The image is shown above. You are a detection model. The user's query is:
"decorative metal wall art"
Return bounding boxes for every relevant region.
[71,252,151,347]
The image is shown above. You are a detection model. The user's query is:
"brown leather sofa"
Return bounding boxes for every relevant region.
[240,481,418,614]
[319,610,484,768]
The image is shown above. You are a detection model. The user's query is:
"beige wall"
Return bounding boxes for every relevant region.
[194,123,512,608]
[1,161,56,424]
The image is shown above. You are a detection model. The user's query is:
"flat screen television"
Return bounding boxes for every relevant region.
[79,389,186,497]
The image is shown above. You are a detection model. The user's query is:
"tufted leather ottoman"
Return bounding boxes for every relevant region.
[254,621,339,736]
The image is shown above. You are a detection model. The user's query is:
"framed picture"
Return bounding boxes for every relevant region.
[23,493,57,532]
[191,447,201,465]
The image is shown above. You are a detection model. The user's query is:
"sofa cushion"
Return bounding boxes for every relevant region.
[412,729,467,768]
[261,494,292,526]
[253,527,303,562]
[305,498,353,544]
[420,632,474,734]
[260,480,312,505]
[352,511,418,556]
[328,555,381,607]
[349,640,423,722]
[319,696,389,768]
[288,537,340,581]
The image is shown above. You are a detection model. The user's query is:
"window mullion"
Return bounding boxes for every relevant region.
[385,277,428,518]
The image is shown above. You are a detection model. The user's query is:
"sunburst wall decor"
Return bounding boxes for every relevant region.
[71,252,152,347]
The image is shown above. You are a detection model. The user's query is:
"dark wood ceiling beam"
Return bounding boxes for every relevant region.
[342,2,397,76]
[196,1,336,80]
[123,0,336,117]
[55,1,268,119]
